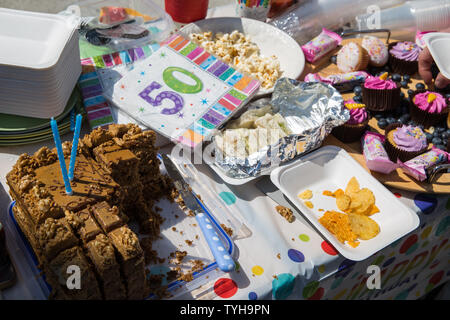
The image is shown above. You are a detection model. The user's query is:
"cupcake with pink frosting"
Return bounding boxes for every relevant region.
[410,90,449,128]
[332,99,369,143]
[388,41,421,75]
[362,73,401,112]
[384,123,428,162]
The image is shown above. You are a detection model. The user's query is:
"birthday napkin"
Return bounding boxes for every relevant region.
[103,34,260,148]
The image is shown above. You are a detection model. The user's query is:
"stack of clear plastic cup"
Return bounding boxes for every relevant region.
[355,0,450,41]
[269,0,406,44]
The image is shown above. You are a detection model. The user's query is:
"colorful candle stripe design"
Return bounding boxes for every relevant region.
[78,43,161,129]
[165,34,261,148]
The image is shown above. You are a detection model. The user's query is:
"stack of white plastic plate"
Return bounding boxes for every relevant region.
[0,8,81,119]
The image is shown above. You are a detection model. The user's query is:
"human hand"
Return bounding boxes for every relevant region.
[418,28,450,90]
[418,47,450,89]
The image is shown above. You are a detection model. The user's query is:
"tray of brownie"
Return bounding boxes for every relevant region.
[5,123,242,300]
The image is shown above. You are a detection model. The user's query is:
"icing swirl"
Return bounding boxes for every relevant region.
[389,41,421,62]
[413,91,447,113]
[344,100,368,125]
[364,76,397,90]
[393,125,427,152]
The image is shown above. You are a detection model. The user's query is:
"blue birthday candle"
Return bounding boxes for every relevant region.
[50,118,73,195]
[68,114,83,181]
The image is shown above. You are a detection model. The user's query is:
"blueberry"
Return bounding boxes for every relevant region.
[399,114,411,123]
[401,105,410,115]
[433,130,441,137]
[441,132,449,140]
[392,74,402,82]
[435,144,446,151]
[386,117,397,125]
[416,83,426,90]
[407,89,414,96]
[436,126,446,133]
[400,92,405,98]
[403,74,411,82]
[432,137,443,145]
[353,95,363,103]
[353,86,362,95]
[383,65,391,72]
[445,93,450,100]
[446,129,450,136]
[425,132,433,142]
[330,55,337,64]
[374,113,384,120]
[417,124,425,130]
[400,80,409,88]
[378,120,388,129]
[408,120,417,126]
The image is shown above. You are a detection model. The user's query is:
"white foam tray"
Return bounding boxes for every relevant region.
[270,146,420,261]
[0,8,77,69]
[424,32,450,80]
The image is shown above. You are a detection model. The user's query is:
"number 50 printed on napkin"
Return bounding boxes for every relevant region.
[104,34,260,148]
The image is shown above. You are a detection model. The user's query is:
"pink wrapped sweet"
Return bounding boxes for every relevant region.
[304,71,369,92]
[362,131,399,174]
[398,147,448,181]
[302,28,342,63]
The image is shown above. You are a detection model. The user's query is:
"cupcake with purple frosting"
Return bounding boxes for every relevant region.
[410,90,449,128]
[332,99,369,143]
[384,123,428,162]
[362,73,401,112]
[388,41,421,75]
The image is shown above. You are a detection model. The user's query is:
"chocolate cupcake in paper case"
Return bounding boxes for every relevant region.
[213,79,348,179]
[409,90,449,128]
[362,73,401,112]
[332,100,369,143]
[336,42,369,73]
[388,41,421,75]
[384,123,428,163]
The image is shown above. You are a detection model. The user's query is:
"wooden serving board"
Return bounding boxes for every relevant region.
[307,37,450,194]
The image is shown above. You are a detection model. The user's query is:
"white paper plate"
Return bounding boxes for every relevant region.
[424,32,450,80]
[179,17,305,97]
[0,8,77,69]
[270,146,420,261]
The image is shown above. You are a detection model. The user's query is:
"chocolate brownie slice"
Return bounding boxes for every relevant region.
[108,225,147,299]
[65,209,102,244]
[91,201,125,233]
[36,218,79,261]
[47,246,102,300]
[86,234,126,300]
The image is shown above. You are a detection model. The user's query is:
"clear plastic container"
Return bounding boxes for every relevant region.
[355,0,450,41]
[64,0,175,51]
[2,154,250,300]
[269,0,406,44]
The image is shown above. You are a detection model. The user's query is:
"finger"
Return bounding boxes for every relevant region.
[435,73,450,89]
[418,47,434,84]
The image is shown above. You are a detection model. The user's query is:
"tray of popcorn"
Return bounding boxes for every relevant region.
[302,29,450,193]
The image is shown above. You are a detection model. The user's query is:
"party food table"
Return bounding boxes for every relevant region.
[0,2,449,301]
[1,131,449,300]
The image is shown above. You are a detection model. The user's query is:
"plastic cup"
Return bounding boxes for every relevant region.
[164,0,209,24]
[235,0,272,21]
